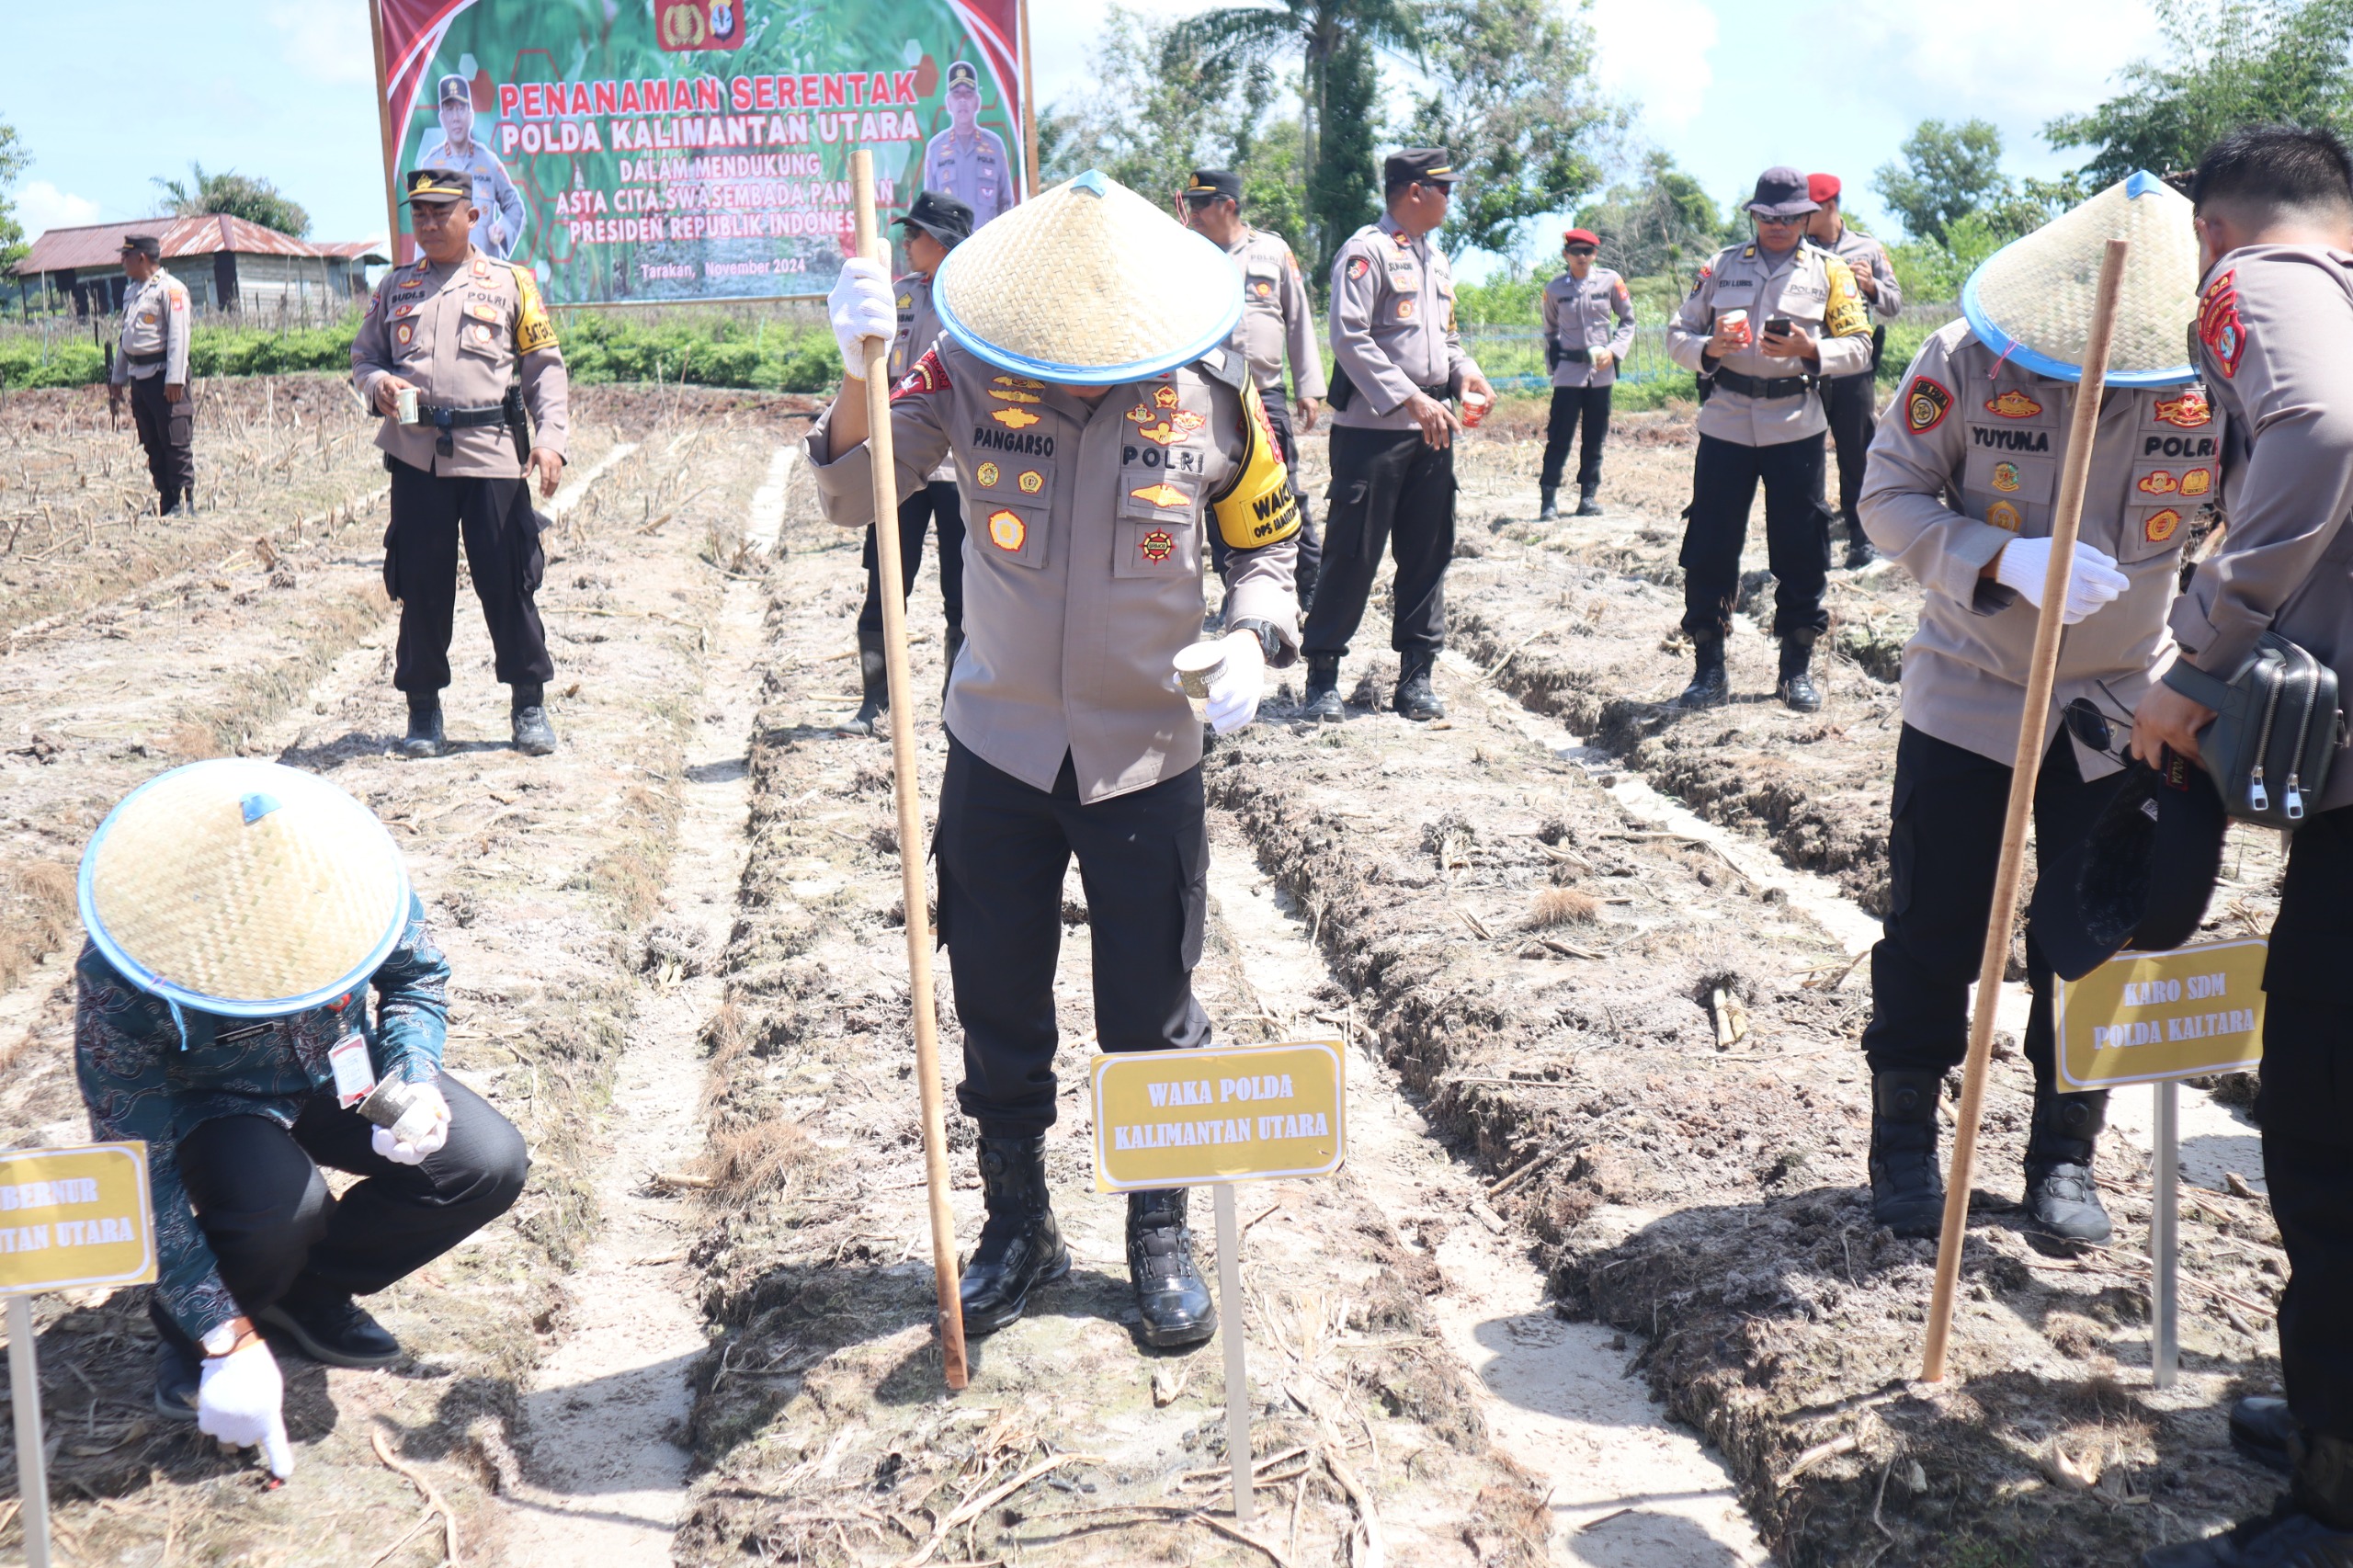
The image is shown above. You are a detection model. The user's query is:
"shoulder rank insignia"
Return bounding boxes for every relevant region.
[1984,389,2044,419]
[892,346,950,403]
[2199,270,2245,378]
[1904,375,1951,433]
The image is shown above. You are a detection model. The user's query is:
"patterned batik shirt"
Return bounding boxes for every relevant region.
[73,894,449,1341]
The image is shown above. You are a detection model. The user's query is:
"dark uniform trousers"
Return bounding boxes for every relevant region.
[383,458,556,695]
[1817,370,1878,527]
[936,735,1211,1138]
[1860,725,2131,1088]
[1540,383,1614,494]
[1303,426,1454,659]
[130,375,196,504]
[1679,432,1834,642]
[152,1075,528,1354]
[859,480,966,644]
[2257,805,2353,1441]
[1211,387,1323,610]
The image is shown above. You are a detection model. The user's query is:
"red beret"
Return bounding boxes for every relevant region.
[1562,228,1599,247]
[1807,173,1841,203]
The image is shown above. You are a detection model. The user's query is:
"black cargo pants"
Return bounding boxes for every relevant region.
[858,480,966,646]
[129,374,196,506]
[383,458,555,695]
[1303,425,1453,659]
[1540,382,1614,494]
[1678,431,1833,642]
[1817,369,1878,530]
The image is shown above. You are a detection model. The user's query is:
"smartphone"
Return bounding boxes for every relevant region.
[1765,317,1794,336]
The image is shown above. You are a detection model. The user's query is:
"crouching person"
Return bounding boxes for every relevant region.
[74,760,527,1465]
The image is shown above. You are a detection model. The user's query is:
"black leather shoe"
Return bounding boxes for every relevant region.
[2143,1497,2353,1565]
[1302,654,1344,723]
[1127,1188,1217,1348]
[2024,1085,2113,1243]
[1678,635,1730,709]
[511,703,558,756]
[1870,1070,1947,1238]
[259,1291,403,1369]
[1574,484,1604,517]
[159,490,185,519]
[1537,487,1559,522]
[2235,1397,2301,1475]
[959,1134,1070,1337]
[1393,651,1444,722]
[402,697,445,760]
[1844,530,1876,569]
[153,1335,199,1422]
[1777,638,1824,713]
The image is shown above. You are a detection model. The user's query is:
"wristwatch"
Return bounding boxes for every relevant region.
[1226,618,1291,669]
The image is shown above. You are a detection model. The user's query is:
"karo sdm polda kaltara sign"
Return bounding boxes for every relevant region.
[372,0,1030,301]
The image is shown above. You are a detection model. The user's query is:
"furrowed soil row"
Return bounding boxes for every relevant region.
[0,395,805,1564]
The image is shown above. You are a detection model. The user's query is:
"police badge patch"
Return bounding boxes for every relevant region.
[891,347,951,403]
[1347,256,1371,282]
[2145,507,2182,543]
[1905,375,1951,433]
[2199,270,2245,377]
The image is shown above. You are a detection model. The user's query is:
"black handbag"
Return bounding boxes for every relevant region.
[2163,631,2346,828]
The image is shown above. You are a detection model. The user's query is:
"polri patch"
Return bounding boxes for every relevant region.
[892,347,951,403]
[1347,256,1370,282]
[2199,271,2245,377]
[1905,375,1951,433]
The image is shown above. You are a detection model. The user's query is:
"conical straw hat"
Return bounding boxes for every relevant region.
[1961,171,2202,386]
[934,169,1242,384]
[79,760,411,1017]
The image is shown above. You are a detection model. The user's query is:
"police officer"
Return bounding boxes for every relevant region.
[1859,172,2215,1248]
[843,189,975,735]
[1179,168,1326,610]
[1538,227,1636,519]
[1805,174,1903,566]
[351,168,569,760]
[1305,148,1494,724]
[1666,166,1873,712]
[814,170,1301,1348]
[415,74,527,259]
[2132,124,2353,1568]
[107,235,195,517]
[922,62,1013,226]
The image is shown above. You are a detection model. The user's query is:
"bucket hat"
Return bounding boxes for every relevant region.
[1961,171,2202,387]
[1745,166,1818,219]
[933,169,1241,385]
[2030,750,2227,982]
[79,760,412,1017]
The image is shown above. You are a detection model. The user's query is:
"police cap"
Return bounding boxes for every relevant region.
[1184,169,1243,204]
[2030,751,2228,982]
[403,166,471,205]
[1745,165,1819,219]
[1384,148,1464,188]
[945,60,980,94]
[894,188,975,248]
[119,234,163,261]
[438,74,471,108]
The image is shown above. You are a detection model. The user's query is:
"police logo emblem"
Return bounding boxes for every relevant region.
[976,461,1001,487]
[986,509,1027,551]
[2181,467,2213,497]
[1253,279,1274,298]
[1347,256,1370,282]
[1985,389,2044,419]
[1905,375,1951,433]
[1992,462,2022,493]
[2138,470,2180,494]
[2145,506,2182,544]
[1988,500,2023,532]
[2154,390,2211,427]
[1139,529,1176,562]
[1017,470,1044,494]
[1153,385,1179,409]
[1396,300,1415,320]
[2200,271,2246,377]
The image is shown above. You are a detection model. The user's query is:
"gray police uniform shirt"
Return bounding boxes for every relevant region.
[1666,239,1872,445]
[1327,214,1479,431]
[922,128,1012,227]
[1223,228,1326,402]
[2177,244,2353,812]
[1540,267,1636,389]
[889,270,956,484]
[415,133,528,259]
[1826,224,1903,323]
[350,250,570,479]
[113,271,191,386]
[1861,319,2221,776]
[808,339,1300,803]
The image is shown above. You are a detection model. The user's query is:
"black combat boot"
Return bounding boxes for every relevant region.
[1127,1188,1217,1348]
[843,638,888,735]
[2023,1085,2112,1243]
[402,693,445,760]
[1777,633,1824,712]
[1538,486,1560,522]
[1302,653,1344,723]
[2144,1432,2353,1565]
[1394,650,1444,722]
[511,683,558,756]
[158,489,184,519]
[1870,1069,1947,1238]
[941,625,965,702]
[959,1135,1069,1336]
[1575,483,1603,517]
[2234,1396,2302,1475]
[1678,632,1730,709]
[1843,512,1876,569]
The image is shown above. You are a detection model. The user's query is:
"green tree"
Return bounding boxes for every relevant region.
[0,118,28,271]
[1873,118,2014,244]
[152,162,311,237]
[2045,0,2353,182]
[1402,0,1618,260]
[1572,149,1739,281]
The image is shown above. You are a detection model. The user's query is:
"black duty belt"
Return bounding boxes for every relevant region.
[1557,347,1590,363]
[1711,367,1815,399]
[124,350,165,366]
[422,402,508,457]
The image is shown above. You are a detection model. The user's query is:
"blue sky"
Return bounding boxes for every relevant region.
[6,0,2167,257]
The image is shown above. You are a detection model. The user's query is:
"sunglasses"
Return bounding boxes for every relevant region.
[1564,245,1597,256]
[2063,690,2139,765]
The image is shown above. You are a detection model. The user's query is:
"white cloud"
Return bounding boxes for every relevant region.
[271,0,374,86]
[1587,0,1717,131]
[16,181,101,233]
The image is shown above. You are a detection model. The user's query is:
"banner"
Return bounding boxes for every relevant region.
[371,0,1029,302]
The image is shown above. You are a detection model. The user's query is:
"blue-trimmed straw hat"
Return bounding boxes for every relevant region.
[79,760,410,1017]
[933,169,1241,385]
[1961,171,2201,387]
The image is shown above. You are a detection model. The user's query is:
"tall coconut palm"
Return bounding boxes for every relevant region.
[1169,0,1421,274]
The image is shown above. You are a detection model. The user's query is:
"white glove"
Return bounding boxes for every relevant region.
[828,256,896,378]
[199,1338,293,1478]
[1995,536,2128,625]
[1203,630,1267,734]
[369,1079,451,1166]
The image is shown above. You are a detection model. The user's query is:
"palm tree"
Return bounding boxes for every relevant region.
[1170,0,1420,271]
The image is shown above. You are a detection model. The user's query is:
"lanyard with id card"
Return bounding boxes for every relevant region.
[328,1034,379,1108]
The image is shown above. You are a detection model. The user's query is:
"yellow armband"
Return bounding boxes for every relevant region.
[511,265,558,355]
[1822,256,1870,338]
[1209,384,1302,551]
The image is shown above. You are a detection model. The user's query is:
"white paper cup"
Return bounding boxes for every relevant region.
[395,387,419,426]
[1718,309,1751,347]
[1173,641,1226,721]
